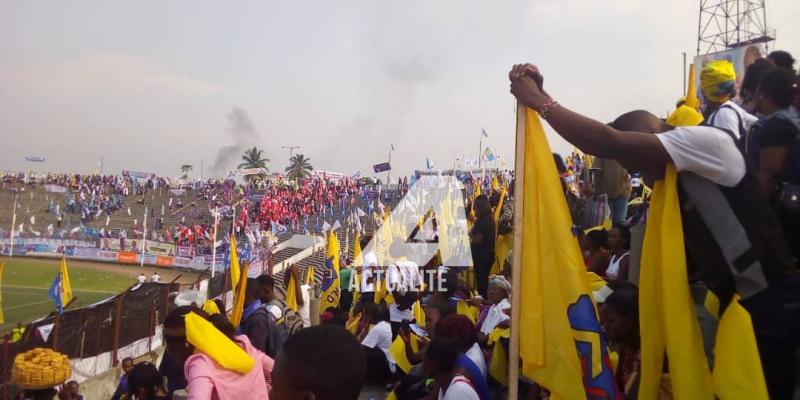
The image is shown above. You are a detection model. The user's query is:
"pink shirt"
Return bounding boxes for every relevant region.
[184,335,274,400]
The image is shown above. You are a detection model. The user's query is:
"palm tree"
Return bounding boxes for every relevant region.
[238,147,269,182]
[180,164,193,178]
[285,153,313,181]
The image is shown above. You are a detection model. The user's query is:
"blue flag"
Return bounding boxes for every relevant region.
[48,272,64,314]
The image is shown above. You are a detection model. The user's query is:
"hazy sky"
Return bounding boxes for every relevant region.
[2,1,798,179]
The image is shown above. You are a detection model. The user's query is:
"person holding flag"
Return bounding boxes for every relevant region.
[48,255,74,314]
[510,63,794,399]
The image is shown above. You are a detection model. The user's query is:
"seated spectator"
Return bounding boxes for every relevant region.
[163,306,274,400]
[127,363,169,400]
[435,315,490,400]
[477,275,511,339]
[355,303,396,384]
[582,229,610,276]
[424,339,481,400]
[605,224,631,281]
[269,325,365,400]
[57,381,82,400]
[111,357,134,400]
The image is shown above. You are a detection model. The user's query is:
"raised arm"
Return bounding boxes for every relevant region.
[509,64,672,173]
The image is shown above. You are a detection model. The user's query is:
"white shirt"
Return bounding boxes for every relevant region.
[151,274,160,283]
[361,321,396,373]
[137,275,146,284]
[707,101,758,139]
[298,284,311,328]
[656,126,746,187]
[480,298,511,335]
[466,343,487,377]
[438,375,480,400]
[360,252,377,292]
[265,303,283,321]
[387,260,423,322]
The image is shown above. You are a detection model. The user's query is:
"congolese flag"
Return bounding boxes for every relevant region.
[516,108,618,399]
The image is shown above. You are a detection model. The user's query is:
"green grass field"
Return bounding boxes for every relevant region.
[1,258,136,331]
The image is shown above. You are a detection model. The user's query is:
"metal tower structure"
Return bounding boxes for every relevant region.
[697,0,775,55]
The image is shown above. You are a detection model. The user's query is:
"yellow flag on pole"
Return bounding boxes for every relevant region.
[515,108,618,399]
[229,235,241,292]
[229,262,248,328]
[319,230,341,312]
[59,255,73,306]
[285,273,299,312]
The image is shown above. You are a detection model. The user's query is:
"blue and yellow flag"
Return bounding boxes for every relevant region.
[59,255,73,306]
[517,108,618,399]
[320,229,341,312]
[48,273,65,315]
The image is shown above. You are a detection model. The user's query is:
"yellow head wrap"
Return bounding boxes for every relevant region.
[202,300,221,315]
[185,312,255,374]
[700,60,736,103]
[667,105,705,127]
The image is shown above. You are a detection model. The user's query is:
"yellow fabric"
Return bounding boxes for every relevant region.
[494,188,507,227]
[700,60,736,103]
[202,300,221,315]
[0,262,5,324]
[306,265,315,286]
[518,109,591,399]
[586,272,607,294]
[711,295,768,399]
[490,232,512,276]
[229,235,241,293]
[413,300,426,328]
[285,273,299,312]
[667,64,704,127]
[703,291,720,320]
[386,391,399,400]
[346,313,361,334]
[320,230,341,312]
[389,334,421,374]
[59,256,73,306]
[609,350,619,375]
[185,312,254,374]
[375,276,388,304]
[488,327,510,385]
[456,300,478,325]
[229,262,248,328]
[639,164,713,399]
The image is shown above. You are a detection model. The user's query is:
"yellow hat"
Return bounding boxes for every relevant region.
[667,104,705,127]
[701,60,736,103]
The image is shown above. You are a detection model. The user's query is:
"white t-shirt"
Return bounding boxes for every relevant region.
[656,126,746,187]
[298,284,311,328]
[151,274,160,283]
[361,252,377,293]
[387,260,423,322]
[438,375,480,400]
[466,342,487,377]
[361,320,396,373]
[707,101,758,139]
[265,303,283,321]
[137,275,146,284]
[480,298,511,335]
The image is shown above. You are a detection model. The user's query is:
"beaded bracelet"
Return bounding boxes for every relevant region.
[538,99,560,119]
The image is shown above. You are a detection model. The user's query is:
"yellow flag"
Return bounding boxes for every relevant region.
[202,300,221,315]
[389,334,421,374]
[285,273,299,312]
[229,235,241,292]
[638,164,713,399]
[229,262,249,328]
[490,232,512,276]
[319,230,341,312]
[685,63,700,109]
[456,300,478,325]
[59,255,73,306]
[711,296,768,399]
[493,187,506,227]
[667,64,704,127]
[488,327,511,385]
[305,265,315,286]
[186,312,254,374]
[517,109,618,399]
[346,313,362,334]
[413,300,426,328]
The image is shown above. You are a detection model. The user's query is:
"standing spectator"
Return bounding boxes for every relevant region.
[768,50,797,71]
[288,265,312,328]
[591,157,631,225]
[700,60,758,140]
[255,275,283,322]
[424,339,480,400]
[269,325,365,400]
[386,241,423,338]
[137,273,146,284]
[749,67,800,258]
[151,272,160,283]
[111,357,134,400]
[469,195,496,297]
[240,278,271,355]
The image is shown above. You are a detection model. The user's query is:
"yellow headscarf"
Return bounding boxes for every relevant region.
[700,60,736,103]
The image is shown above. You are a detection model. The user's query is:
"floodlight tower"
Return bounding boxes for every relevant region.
[697,0,775,55]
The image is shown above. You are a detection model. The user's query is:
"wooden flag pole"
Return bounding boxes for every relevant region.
[508,103,527,399]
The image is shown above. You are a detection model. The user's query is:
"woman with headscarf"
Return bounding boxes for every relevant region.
[163,306,274,400]
[434,314,491,400]
[701,59,758,140]
[476,275,511,339]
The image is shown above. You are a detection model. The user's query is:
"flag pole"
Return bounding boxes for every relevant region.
[9,192,17,258]
[387,145,393,189]
[211,209,219,278]
[140,207,148,267]
[478,135,483,170]
[508,103,526,399]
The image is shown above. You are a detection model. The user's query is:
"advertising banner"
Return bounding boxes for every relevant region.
[75,247,100,258]
[118,251,138,263]
[156,256,173,267]
[177,246,195,257]
[145,241,176,256]
[173,257,192,268]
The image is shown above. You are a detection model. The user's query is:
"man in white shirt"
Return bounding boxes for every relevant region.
[386,242,423,338]
[151,272,160,283]
[510,63,799,399]
[137,273,146,284]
